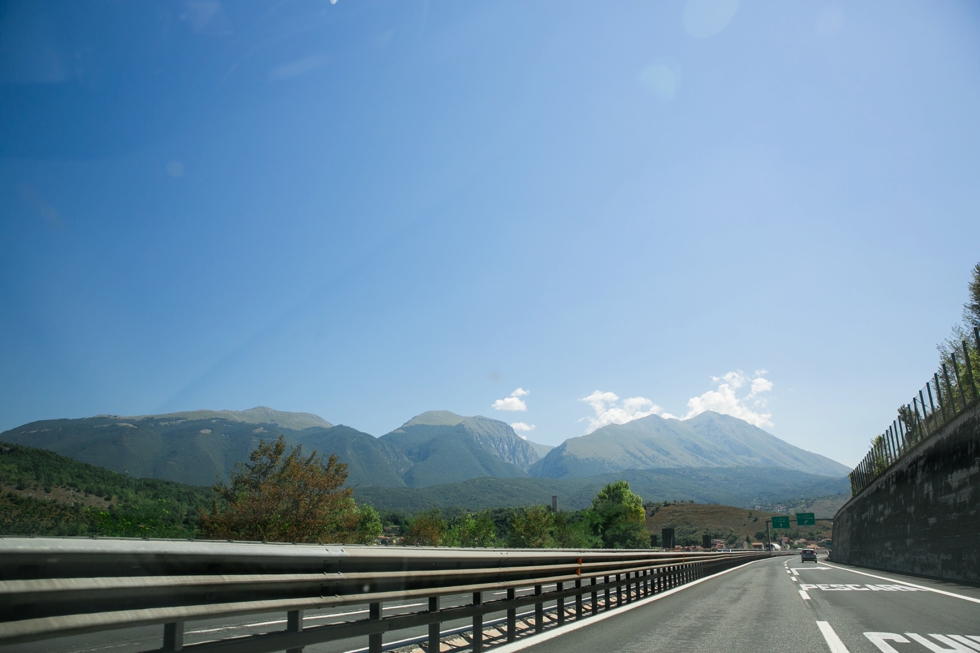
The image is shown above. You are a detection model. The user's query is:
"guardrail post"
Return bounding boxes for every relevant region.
[575,579,583,619]
[472,592,483,653]
[506,588,516,642]
[603,575,610,610]
[369,601,382,653]
[962,340,978,401]
[556,581,565,625]
[428,596,440,652]
[163,621,183,652]
[918,391,930,438]
[934,374,947,424]
[534,584,543,633]
[616,573,622,606]
[944,362,960,413]
[591,577,598,615]
[286,610,304,653]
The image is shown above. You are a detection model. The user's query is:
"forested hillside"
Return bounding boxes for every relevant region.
[0,441,211,537]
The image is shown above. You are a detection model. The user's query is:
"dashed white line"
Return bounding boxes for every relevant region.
[817,621,850,653]
[791,577,798,582]
[800,590,811,600]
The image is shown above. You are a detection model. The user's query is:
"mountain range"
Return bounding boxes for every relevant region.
[0,406,849,491]
[531,411,849,478]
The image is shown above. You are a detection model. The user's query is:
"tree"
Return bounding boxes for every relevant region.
[200,436,377,543]
[936,262,980,399]
[965,262,980,330]
[587,481,648,549]
[403,509,446,546]
[552,511,602,548]
[506,505,553,548]
[459,511,497,547]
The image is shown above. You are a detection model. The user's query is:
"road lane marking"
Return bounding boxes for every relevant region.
[865,633,980,652]
[907,633,976,652]
[822,563,980,604]
[485,558,769,653]
[930,634,980,651]
[949,635,980,650]
[800,590,811,600]
[799,583,925,592]
[865,632,910,652]
[791,577,798,582]
[817,621,850,653]
[792,569,800,576]
[186,602,429,635]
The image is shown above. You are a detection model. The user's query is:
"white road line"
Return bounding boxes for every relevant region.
[822,563,980,604]
[186,602,429,635]
[791,577,798,582]
[817,621,850,653]
[792,569,799,576]
[800,590,811,600]
[485,558,769,653]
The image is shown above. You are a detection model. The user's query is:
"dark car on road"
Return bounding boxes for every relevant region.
[800,548,817,562]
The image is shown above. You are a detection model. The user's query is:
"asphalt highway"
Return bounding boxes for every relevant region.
[10,555,980,653]
[508,554,980,653]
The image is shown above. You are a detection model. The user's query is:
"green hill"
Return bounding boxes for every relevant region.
[0,441,212,537]
[531,411,849,478]
[0,409,405,488]
[353,466,850,512]
[292,425,411,487]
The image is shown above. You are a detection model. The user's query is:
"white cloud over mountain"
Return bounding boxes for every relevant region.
[580,391,662,433]
[682,370,774,428]
[493,388,528,412]
[579,370,774,433]
[510,422,535,432]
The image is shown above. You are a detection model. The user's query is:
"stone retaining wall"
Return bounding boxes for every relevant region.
[830,402,980,582]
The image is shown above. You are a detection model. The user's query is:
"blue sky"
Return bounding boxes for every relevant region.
[1,0,978,467]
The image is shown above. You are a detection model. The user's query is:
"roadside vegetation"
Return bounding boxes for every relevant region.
[0,441,211,537]
[2,437,650,548]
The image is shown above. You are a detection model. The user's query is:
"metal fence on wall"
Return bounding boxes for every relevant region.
[849,326,980,496]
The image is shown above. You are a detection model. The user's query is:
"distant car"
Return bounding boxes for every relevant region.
[800,548,817,562]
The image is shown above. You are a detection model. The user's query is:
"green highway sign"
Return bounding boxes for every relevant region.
[796,513,816,526]
[771,516,790,529]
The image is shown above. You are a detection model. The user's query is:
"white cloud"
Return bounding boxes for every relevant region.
[682,370,774,428]
[492,388,529,412]
[510,422,535,432]
[580,391,663,433]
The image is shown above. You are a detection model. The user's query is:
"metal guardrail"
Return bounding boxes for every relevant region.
[0,537,767,653]
[849,326,980,496]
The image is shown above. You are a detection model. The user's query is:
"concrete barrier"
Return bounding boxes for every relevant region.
[831,401,980,582]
